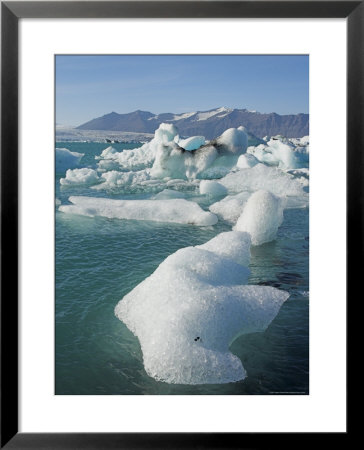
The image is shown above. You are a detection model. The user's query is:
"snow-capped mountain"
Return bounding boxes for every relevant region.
[77,107,309,139]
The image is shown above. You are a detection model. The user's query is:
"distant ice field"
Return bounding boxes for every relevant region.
[55,131,309,394]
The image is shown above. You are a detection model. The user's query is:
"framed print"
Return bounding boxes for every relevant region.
[1,1,358,448]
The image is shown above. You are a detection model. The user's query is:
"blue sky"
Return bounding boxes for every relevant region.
[56,55,309,126]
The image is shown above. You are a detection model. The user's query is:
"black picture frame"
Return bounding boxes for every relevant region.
[1,1,357,448]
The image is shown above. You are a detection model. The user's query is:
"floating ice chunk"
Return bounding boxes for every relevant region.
[97,159,121,171]
[154,189,186,200]
[247,136,308,170]
[92,169,151,190]
[209,192,251,223]
[266,138,299,169]
[60,168,100,186]
[55,148,84,172]
[236,153,259,169]
[96,145,118,160]
[97,143,157,171]
[59,196,218,226]
[199,180,227,197]
[234,190,284,245]
[95,122,178,172]
[247,144,277,166]
[151,141,218,180]
[151,126,248,180]
[238,126,266,147]
[115,231,288,384]
[154,123,179,143]
[219,163,307,200]
[178,136,205,151]
[55,198,61,206]
[215,127,248,155]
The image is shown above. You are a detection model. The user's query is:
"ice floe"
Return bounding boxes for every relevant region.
[59,196,218,226]
[115,231,289,384]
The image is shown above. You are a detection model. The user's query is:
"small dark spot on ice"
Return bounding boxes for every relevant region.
[194,337,200,342]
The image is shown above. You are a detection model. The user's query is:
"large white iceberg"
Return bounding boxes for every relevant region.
[115,231,289,384]
[150,125,248,180]
[234,190,284,245]
[59,196,218,226]
[214,127,248,155]
[96,124,250,181]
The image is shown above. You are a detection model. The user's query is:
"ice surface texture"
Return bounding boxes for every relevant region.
[199,180,228,197]
[219,163,307,199]
[115,231,289,384]
[59,196,217,226]
[60,168,100,186]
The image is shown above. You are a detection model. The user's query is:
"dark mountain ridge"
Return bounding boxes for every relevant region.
[77,107,309,139]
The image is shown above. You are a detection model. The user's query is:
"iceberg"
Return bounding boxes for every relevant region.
[55,148,84,172]
[199,180,227,197]
[151,125,248,180]
[60,168,100,186]
[209,191,251,224]
[236,153,259,169]
[115,231,289,384]
[92,169,152,190]
[246,135,309,170]
[59,196,218,226]
[96,123,179,171]
[234,190,284,245]
[213,127,248,155]
[219,163,308,200]
[96,124,249,181]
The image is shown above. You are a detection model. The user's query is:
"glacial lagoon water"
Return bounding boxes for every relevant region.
[55,142,309,395]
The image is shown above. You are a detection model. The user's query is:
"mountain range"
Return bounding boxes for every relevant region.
[77,107,309,139]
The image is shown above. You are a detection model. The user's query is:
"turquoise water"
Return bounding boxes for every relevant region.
[55,142,309,395]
